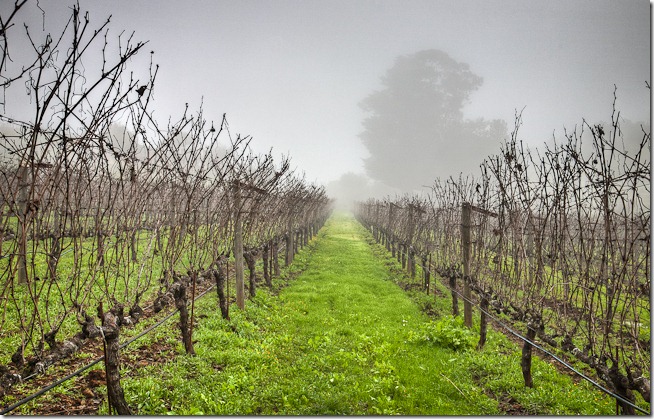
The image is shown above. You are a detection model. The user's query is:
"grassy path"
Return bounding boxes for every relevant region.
[115,213,613,415]
[251,213,492,414]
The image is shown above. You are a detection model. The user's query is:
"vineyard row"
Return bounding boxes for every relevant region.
[355,110,650,415]
[0,2,333,413]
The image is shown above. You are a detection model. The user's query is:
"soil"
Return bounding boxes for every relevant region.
[496,394,531,415]
[0,274,218,415]
[3,338,178,415]
[11,342,176,415]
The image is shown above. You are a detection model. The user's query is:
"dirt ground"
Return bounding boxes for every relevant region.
[0,277,218,416]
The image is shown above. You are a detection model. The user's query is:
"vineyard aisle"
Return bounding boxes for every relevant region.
[114,212,490,415]
[117,213,608,415]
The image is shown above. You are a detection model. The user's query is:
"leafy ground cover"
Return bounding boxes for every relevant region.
[6,212,617,414]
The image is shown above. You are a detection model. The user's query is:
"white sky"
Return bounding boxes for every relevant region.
[6,0,652,185]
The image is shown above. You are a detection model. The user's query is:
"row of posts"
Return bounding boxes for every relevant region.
[364,202,478,345]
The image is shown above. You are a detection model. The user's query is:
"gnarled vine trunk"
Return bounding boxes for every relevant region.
[101,308,132,415]
[214,263,229,320]
[521,323,537,388]
[244,250,257,298]
[172,278,195,355]
[262,243,271,287]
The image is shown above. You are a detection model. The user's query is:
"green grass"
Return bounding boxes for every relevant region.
[92,212,619,415]
[0,221,252,366]
[363,221,622,415]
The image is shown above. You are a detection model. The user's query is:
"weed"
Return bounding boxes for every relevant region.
[410,315,476,351]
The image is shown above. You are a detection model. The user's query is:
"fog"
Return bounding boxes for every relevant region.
[3,0,650,209]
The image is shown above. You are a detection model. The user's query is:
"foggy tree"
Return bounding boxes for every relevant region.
[359,49,506,191]
[326,172,371,210]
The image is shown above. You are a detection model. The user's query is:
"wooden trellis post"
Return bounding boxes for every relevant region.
[461,202,472,328]
[233,185,245,310]
[17,162,29,284]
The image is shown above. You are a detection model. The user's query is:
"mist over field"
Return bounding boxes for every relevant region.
[1,0,649,207]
